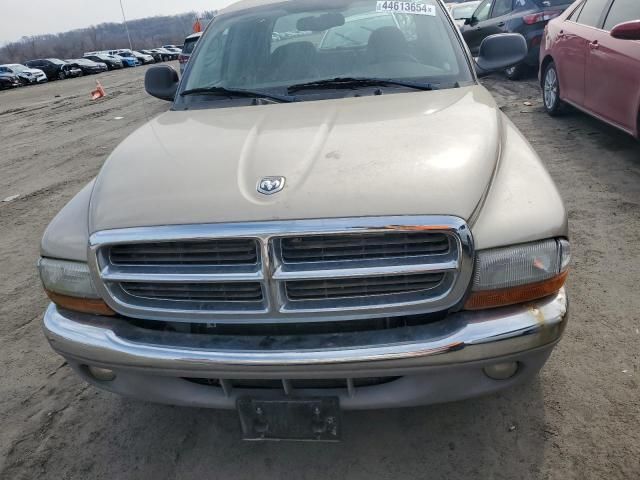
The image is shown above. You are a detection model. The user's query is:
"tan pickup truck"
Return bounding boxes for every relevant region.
[39,0,569,441]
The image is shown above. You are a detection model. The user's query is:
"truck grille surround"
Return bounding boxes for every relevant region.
[88,216,474,324]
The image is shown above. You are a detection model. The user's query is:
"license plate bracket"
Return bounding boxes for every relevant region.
[237,397,341,442]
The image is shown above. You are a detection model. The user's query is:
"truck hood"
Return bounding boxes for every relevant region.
[90,85,502,232]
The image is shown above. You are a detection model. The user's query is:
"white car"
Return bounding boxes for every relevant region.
[449,1,481,28]
[0,63,48,85]
[132,51,155,64]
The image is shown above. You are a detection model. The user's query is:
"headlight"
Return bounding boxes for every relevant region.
[465,238,569,310]
[37,258,114,315]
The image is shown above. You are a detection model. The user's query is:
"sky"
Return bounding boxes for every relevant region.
[1,0,235,45]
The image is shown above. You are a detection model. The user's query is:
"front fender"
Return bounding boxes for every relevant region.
[41,180,94,262]
[471,113,568,249]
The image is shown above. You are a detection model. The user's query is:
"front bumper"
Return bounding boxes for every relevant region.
[43,289,568,409]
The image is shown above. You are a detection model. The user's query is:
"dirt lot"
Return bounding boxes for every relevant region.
[0,65,638,480]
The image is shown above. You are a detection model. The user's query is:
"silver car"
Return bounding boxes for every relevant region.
[39,0,568,441]
[0,63,48,84]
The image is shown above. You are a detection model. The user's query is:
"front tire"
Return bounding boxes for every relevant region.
[543,61,564,116]
[57,71,66,80]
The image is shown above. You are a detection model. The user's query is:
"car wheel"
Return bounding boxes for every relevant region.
[543,62,564,116]
[505,64,525,81]
[58,71,66,80]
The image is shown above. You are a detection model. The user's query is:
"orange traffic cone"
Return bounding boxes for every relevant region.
[91,81,106,100]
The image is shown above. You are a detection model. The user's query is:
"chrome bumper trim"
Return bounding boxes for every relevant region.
[43,289,567,377]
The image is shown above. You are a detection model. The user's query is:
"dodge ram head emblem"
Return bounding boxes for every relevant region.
[257,176,285,195]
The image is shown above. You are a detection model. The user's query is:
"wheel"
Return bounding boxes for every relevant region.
[78,70,84,77]
[505,63,526,81]
[543,61,565,116]
[57,71,66,80]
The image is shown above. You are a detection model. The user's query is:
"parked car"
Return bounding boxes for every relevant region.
[164,46,183,56]
[110,50,140,68]
[460,0,573,79]
[132,50,155,64]
[140,49,163,62]
[39,0,570,441]
[540,0,640,138]
[83,53,123,70]
[450,1,482,27]
[24,58,82,80]
[0,71,20,89]
[0,63,47,85]
[149,48,172,61]
[179,32,202,74]
[155,47,179,60]
[65,58,108,75]
[114,51,139,67]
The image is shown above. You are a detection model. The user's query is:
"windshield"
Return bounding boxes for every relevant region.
[47,58,65,65]
[181,0,472,106]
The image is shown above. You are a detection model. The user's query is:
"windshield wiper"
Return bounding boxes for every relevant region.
[180,86,295,103]
[287,77,440,94]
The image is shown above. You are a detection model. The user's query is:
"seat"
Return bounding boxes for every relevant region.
[269,41,319,82]
[366,26,414,64]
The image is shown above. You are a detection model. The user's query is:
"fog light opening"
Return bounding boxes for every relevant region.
[86,365,116,382]
[483,362,519,380]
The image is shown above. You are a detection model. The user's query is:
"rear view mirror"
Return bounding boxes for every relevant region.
[297,12,345,32]
[475,33,527,77]
[145,65,179,101]
[610,20,640,40]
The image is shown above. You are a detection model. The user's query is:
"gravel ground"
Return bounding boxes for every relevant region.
[0,65,638,480]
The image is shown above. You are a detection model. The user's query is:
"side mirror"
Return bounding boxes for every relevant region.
[475,33,527,77]
[145,65,179,101]
[610,20,640,40]
[464,17,474,26]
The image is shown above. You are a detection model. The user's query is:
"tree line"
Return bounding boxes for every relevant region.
[0,11,216,64]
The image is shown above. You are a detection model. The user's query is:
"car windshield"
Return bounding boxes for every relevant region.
[9,64,26,71]
[181,0,472,105]
[47,58,65,65]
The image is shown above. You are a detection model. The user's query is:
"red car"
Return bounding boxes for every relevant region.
[539,0,640,138]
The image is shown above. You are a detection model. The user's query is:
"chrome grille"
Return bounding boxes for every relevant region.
[281,232,449,263]
[121,282,264,302]
[109,239,258,266]
[285,273,445,301]
[89,216,474,323]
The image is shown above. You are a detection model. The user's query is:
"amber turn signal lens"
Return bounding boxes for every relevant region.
[45,290,116,316]
[464,271,568,310]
